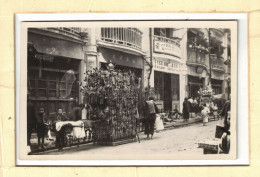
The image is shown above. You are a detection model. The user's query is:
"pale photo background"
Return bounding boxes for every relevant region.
[0,0,258,177]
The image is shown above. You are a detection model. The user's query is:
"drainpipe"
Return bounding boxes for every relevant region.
[148,27,153,88]
[208,28,212,85]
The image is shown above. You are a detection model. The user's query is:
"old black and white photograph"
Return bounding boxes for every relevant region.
[17,20,237,162]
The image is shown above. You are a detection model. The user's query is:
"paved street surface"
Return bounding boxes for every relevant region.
[44,119,223,156]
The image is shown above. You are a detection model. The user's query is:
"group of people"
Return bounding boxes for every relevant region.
[27,98,87,152]
[143,94,231,154]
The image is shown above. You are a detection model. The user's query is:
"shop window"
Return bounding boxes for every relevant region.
[28,57,79,100]
[154,71,164,100]
[171,74,179,100]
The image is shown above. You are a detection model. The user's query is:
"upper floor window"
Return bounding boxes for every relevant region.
[154,28,171,38]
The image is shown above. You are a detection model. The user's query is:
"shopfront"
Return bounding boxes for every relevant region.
[153,57,183,112]
[188,75,205,98]
[27,29,85,119]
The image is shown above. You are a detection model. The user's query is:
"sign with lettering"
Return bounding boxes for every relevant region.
[34,54,54,62]
[154,40,181,58]
[154,58,184,73]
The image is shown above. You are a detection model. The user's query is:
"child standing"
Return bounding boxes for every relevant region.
[201,104,210,126]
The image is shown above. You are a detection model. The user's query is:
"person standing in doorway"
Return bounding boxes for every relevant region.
[182,98,190,122]
[144,97,159,139]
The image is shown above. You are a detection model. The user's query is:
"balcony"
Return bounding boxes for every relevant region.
[153,35,181,58]
[186,48,207,68]
[37,27,87,42]
[211,59,225,72]
[210,54,225,72]
[100,28,143,51]
[186,58,207,68]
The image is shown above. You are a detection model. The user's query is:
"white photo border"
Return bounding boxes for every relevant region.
[15,13,249,166]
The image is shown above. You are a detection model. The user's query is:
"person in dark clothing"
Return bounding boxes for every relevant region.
[71,105,83,121]
[219,111,231,154]
[173,105,182,119]
[144,97,159,139]
[55,124,71,151]
[27,100,39,147]
[220,98,231,130]
[37,108,46,150]
[182,97,190,122]
[56,109,66,122]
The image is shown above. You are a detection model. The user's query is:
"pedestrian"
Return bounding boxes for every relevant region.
[201,104,210,126]
[220,94,231,129]
[155,113,164,132]
[54,109,68,151]
[37,107,46,150]
[144,96,159,139]
[27,98,39,152]
[218,111,231,154]
[71,104,83,121]
[182,97,190,122]
[173,105,182,119]
[45,116,54,141]
[56,108,66,122]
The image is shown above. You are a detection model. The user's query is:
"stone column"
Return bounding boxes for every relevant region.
[85,28,98,71]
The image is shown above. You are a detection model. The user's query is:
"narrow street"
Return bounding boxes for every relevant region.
[44,119,222,156]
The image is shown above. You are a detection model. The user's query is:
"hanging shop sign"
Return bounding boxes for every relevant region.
[154,40,181,58]
[154,58,183,73]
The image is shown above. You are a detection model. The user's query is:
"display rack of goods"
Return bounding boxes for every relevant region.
[81,66,141,145]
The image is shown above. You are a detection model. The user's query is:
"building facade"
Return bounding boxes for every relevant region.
[27,28,88,117]
[27,27,231,117]
[148,27,231,112]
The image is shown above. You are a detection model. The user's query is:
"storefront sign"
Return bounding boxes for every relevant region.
[98,47,143,69]
[154,40,181,58]
[154,58,182,73]
[35,54,54,62]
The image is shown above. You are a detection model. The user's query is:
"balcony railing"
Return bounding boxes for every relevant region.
[101,28,142,50]
[210,54,225,72]
[186,48,207,68]
[41,27,84,41]
[153,35,180,47]
[186,58,207,68]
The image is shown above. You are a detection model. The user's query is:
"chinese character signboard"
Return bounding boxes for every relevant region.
[154,40,181,58]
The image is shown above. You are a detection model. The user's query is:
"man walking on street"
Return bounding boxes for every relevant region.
[182,97,190,122]
[144,97,159,139]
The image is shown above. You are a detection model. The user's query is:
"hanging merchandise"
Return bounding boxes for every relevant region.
[80,63,141,145]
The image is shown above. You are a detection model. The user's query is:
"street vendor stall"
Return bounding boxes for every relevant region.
[80,62,141,145]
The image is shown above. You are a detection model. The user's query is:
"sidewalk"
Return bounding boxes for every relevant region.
[164,117,203,129]
[30,114,221,155]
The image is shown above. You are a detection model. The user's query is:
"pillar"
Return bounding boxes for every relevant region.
[85,28,98,71]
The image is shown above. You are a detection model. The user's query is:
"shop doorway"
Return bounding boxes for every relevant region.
[188,75,204,98]
[164,73,172,112]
